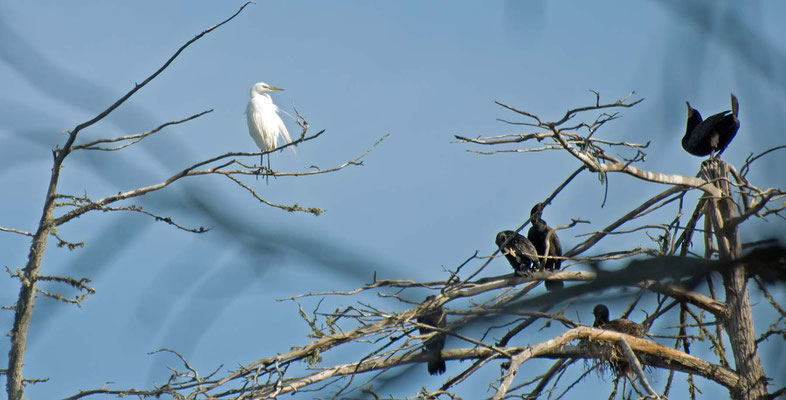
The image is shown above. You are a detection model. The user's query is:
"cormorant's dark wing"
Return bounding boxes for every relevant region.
[682,102,707,156]
[497,230,539,275]
[715,95,740,156]
[417,305,447,375]
[716,93,740,156]
[527,223,547,265]
[544,226,564,290]
[547,228,562,271]
[528,218,564,290]
[512,235,540,271]
[683,111,726,156]
[683,103,738,157]
[528,221,560,269]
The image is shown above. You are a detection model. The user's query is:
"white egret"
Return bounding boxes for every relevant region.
[246,82,292,179]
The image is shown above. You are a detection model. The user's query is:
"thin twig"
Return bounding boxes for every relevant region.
[73,110,213,151]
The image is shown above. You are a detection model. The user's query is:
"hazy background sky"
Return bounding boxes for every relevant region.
[1,1,785,399]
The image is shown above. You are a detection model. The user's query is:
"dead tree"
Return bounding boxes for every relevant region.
[39,87,783,400]
[2,5,783,398]
[0,4,384,400]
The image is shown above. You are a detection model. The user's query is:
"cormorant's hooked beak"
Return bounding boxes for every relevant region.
[685,101,693,115]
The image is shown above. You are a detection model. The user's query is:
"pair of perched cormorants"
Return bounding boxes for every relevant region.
[682,93,740,157]
[417,296,447,375]
[495,203,564,291]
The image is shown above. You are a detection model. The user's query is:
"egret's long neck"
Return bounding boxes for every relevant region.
[250,88,273,100]
[253,91,273,103]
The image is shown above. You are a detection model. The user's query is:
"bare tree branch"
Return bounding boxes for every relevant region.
[72,109,213,151]
[5,4,255,400]
[0,226,33,237]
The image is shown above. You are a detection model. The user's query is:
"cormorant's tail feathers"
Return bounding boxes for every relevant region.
[427,359,447,376]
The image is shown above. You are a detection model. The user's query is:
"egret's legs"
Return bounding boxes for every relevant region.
[255,153,263,181]
[254,152,275,185]
[266,153,271,185]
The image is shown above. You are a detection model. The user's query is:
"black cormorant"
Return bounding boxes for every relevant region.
[417,295,447,375]
[591,304,647,377]
[495,230,541,276]
[682,93,740,157]
[527,203,564,291]
[592,304,646,337]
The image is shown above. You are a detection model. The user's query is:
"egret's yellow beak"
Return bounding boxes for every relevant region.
[268,86,284,91]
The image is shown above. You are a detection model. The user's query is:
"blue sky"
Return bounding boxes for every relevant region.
[1,1,785,398]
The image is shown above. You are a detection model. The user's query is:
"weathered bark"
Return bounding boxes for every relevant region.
[722,265,767,399]
[703,160,768,400]
[7,153,63,400]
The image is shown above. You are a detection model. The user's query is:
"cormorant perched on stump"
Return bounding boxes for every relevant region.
[495,230,541,276]
[592,304,646,338]
[682,93,740,157]
[527,203,564,291]
[417,296,447,375]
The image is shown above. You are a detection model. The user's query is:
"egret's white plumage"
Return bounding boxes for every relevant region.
[246,82,291,161]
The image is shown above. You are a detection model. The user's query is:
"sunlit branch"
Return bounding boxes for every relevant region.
[233,327,739,399]
[0,226,33,237]
[52,133,385,225]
